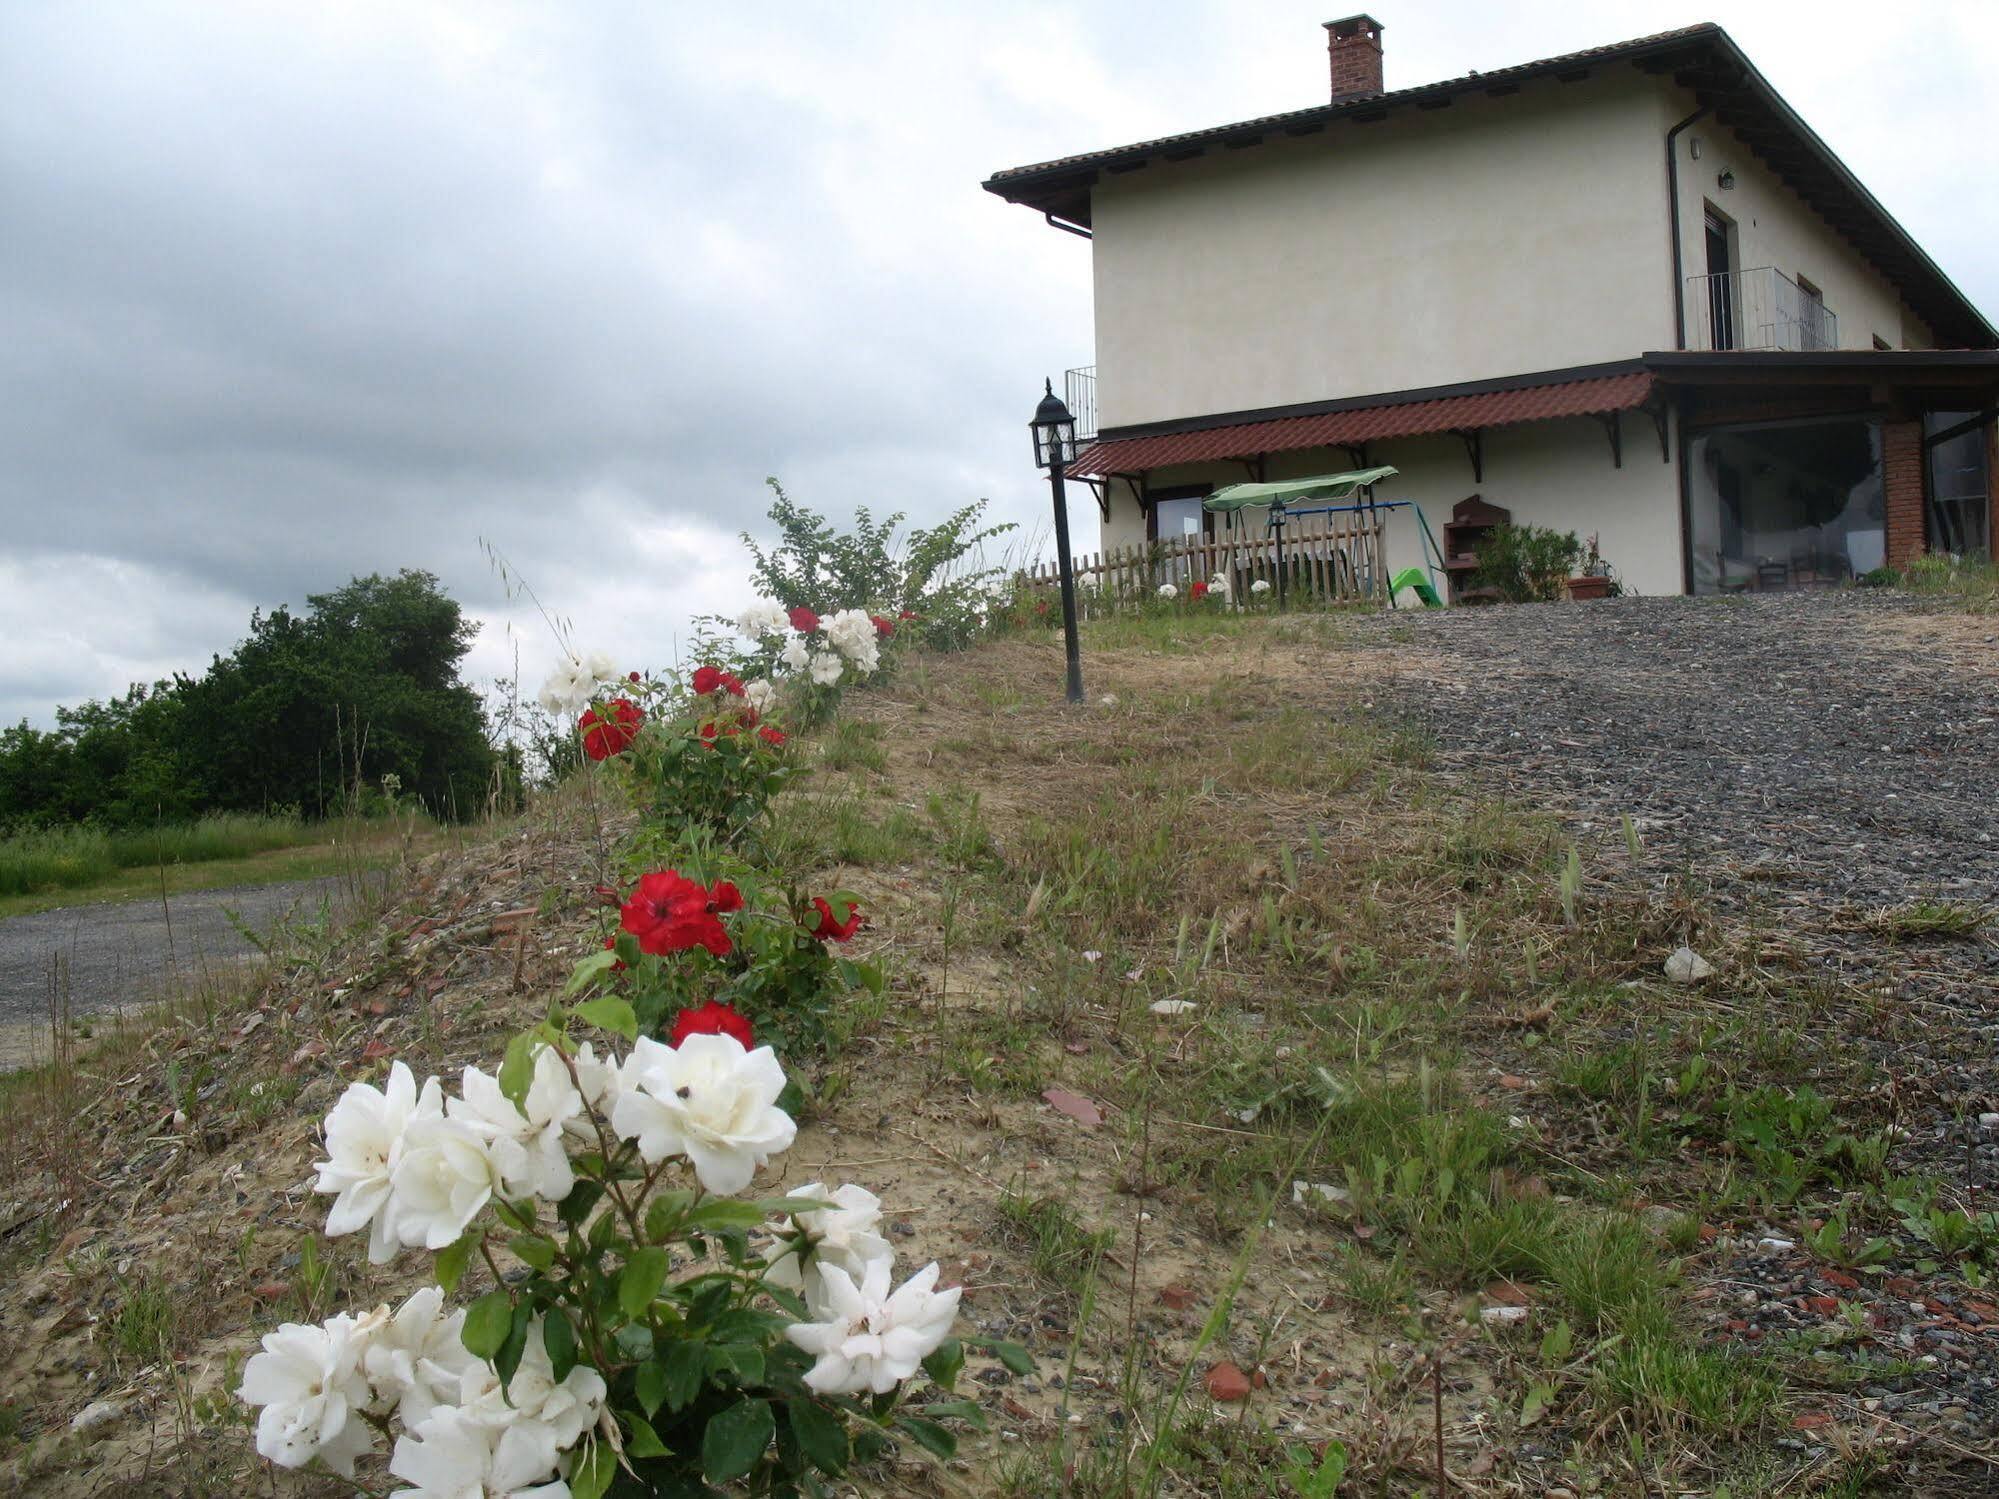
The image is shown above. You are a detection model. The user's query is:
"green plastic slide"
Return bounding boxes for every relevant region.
[1391,566,1442,608]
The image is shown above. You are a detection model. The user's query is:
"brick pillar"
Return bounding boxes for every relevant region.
[1882,418,1925,568]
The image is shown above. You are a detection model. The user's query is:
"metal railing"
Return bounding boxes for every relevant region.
[1064,364,1097,441]
[1685,266,1839,351]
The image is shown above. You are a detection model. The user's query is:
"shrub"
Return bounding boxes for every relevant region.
[1473,524,1584,603]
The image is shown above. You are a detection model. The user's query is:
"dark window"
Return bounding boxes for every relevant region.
[1926,412,1993,557]
[1688,418,1885,592]
[1704,207,1735,350]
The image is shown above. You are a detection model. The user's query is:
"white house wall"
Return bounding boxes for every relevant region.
[1666,93,1934,350]
[1097,415,1685,598]
[1089,76,1677,429]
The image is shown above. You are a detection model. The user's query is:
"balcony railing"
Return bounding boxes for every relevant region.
[1065,364,1097,442]
[1685,266,1839,352]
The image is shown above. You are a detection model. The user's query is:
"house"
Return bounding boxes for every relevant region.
[983,17,1999,598]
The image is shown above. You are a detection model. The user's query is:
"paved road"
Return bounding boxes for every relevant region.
[0,877,355,1033]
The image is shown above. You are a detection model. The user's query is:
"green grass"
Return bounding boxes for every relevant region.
[1862,897,1990,940]
[0,814,436,918]
[1897,552,1998,611]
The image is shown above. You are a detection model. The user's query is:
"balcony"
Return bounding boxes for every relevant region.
[1065,364,1097,441]
[1685,266,1839,352]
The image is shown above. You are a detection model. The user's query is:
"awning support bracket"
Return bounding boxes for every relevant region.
[1597,411,1624,469]
[1646,405,1670,463]
[1452,429,1483,484]
[1341,444,1370,470]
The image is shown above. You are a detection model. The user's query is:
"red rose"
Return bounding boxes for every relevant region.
[809,895,864,943]
[787,605,820,634]
[698,719,742,749]
[712,880,744,914]
[691,665,725,696]
[602,934,627,973]
[669,1000,753,1050]
[1191,581,1208,601]
[620,870,733,957]
[628,671,642,684]
[720,671,747,697]
[898,610,917,621]
[871,614,894,639]
[758,724,787,748]
[580,697,642,761]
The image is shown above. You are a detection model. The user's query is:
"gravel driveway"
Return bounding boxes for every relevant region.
[1351,590,1998,998]
[0,877,354,1055]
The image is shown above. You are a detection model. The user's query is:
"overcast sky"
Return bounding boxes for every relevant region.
[3,0,1995,729]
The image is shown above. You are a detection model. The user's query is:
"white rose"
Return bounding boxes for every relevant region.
[609,1034,796,1194]
[1250,578,1271,595]
[388,1114,517,1252]
[562,1042,622,1140]
[786,1259,962,1397]
[457,1321,606,1449]
[449,1051,582,1202]
[778,634,811,672]
[388,1405,567,1499]
[763,1182,893,1298]
[808,649,844,687]
[535,658,595,718]
[582,651,618,685]
[362,1287,475,1427]
[735,601,790,640]
[744,678,777,714]
[1209,572,1231,596]
[315,1061,442,1265]
[237,1314,377,1474]
[1157,584,1178,600]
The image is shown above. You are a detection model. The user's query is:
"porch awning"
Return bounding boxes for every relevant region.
[1068,370,1656,478]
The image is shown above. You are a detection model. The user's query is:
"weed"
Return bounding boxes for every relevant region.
[996,1180,1115,1291]
[1863,898,1990,941]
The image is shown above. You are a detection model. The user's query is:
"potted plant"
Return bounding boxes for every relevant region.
[1567,533,1618,600]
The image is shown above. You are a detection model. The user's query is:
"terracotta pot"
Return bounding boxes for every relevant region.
[1567,575,1612,601]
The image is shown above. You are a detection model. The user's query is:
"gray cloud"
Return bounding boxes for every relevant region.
[3,0,1993,725]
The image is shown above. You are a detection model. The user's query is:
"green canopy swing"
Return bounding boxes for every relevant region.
[1201,467,1446,607]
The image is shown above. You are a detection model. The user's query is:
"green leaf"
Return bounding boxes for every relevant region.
[922,1399,986,1427]
[988,1340,1035,1376]
[557,1180,604,1229]
[706,1342,765,1386]
[635,1360,668,1418]
[627,1413,670,1459]
[644,1190,695,1240]
[495,1301,533,1387]
[685,1199,770,1234]
[542,1310,578,1383]
[434,1231,480,1294]
[893,1414,956,1462]
[614,930,642,968]
[498,1031,537,1109]
[921,1338,965,1391]
[659,1338,707,1412]
[702,1398,774,1484]
[461,1290,513,1360]
[566,947,621,996]
[786,1397,849,1476]
[572,994,638,1040]
[510,1233,556,1271]
[620,1246,670,1318]
[568,1441,616,1499]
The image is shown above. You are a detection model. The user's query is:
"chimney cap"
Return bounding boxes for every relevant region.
[1323,14,1385,41]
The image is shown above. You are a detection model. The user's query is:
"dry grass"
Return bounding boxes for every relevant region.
[0,615,1970,1495]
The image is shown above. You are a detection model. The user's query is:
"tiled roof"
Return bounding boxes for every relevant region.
[986,25,1716,187]
[1068,371,1655,477]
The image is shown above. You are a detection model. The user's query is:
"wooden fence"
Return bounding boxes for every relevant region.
[1021,511,1389,606]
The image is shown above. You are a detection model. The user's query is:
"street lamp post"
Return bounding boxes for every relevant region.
[1030,378,1085,704]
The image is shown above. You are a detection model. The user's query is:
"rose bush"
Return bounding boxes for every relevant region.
[243,1002,1020,1495]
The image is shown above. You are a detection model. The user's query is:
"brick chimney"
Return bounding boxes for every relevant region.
[1324,14,1385,99]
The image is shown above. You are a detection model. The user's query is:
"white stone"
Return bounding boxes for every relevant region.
[71,1400,122,1435]
[1291,1180,1350,1208]
[1663,946,1714,983]
[1480,1305,1529,1325]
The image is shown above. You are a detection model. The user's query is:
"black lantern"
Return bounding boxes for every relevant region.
[1029,378,1085,704]
[1031,378,1078,470]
